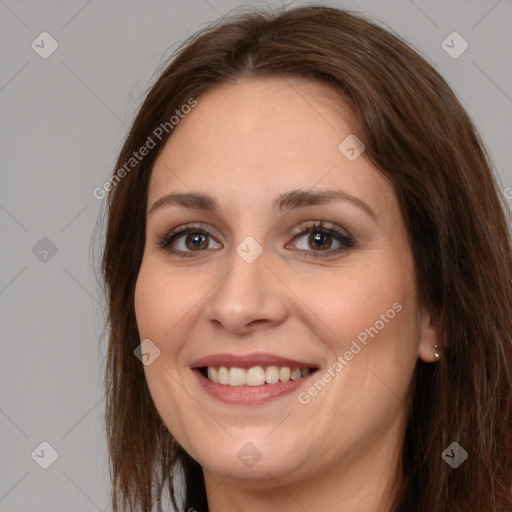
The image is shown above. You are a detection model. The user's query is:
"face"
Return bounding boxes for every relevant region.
[134,77,438,492]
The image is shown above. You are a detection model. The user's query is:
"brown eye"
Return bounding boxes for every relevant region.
[308,231,334,250]
[156,224,222,256]
[184,232,209,251]
[288,221,354,258]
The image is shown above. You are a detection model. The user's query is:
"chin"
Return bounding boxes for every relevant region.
[186,432,312,483]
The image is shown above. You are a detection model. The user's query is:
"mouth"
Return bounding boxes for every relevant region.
[190,353,319,404]
[198,365,314,386]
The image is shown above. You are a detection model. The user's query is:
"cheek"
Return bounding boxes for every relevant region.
[134,261,202,449]
[134,259,196,343]
[301,256,416,347]
[297,254,419,409]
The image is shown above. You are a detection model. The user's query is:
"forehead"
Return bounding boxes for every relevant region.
[148,77,394,220]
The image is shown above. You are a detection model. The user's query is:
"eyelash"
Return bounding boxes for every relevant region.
[155,220,354,259]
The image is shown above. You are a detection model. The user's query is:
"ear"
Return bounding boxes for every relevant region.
[417,304,441,363]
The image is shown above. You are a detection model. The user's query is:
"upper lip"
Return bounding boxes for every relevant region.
[190,352,318,369]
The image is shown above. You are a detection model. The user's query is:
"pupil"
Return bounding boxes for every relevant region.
[311,232,331,250]
[187,233,208,250]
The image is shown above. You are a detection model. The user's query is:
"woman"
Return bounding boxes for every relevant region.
[100,5,512,511]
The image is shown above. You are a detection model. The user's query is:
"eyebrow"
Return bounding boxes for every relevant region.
[148,189,377,220]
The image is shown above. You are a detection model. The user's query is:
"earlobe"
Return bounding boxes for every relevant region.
[417,306,442,363]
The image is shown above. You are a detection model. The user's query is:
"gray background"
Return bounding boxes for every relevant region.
[0,0,511,510]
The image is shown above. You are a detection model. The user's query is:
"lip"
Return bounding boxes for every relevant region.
[190,352,319,405]
[190,352,318,370]
[192,368,317,405]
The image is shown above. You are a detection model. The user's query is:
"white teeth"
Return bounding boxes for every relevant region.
[204,365,313,386]
[265,365,280,384]
[246,367,266,386]
[290,368,302,381]
[229,367,246,386]
[207,367,219,383]
[218,366,229,385]
[279,366,291,382]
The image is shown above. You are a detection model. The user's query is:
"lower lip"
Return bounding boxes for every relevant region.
[192,369,316,405]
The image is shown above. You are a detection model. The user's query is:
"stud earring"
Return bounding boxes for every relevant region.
[433,344,440,360]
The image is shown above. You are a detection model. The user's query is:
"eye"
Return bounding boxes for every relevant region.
[156,224,222,257]
[287,220,354,258]
[156,220,354,258]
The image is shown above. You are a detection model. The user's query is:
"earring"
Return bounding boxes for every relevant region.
[433,344,440,360]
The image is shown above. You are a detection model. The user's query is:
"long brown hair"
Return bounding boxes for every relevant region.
[99,5,512,511]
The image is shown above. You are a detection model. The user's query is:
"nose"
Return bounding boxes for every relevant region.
[204,247,288,334]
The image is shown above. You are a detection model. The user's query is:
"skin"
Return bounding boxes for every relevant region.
[134,76,439,512]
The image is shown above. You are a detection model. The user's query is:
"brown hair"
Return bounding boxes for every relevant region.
[99,5,512,511]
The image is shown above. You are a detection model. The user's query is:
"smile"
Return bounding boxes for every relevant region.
[203,365,311,386]
[190,353,319,404]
